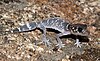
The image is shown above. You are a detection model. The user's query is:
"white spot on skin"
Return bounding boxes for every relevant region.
[61,21,64,26]
[82,29,85,33]
[55,19,58,23]
[26,22,31,30]
[47,19,49,25]
[52,19,58,26]
[55,22,59,27]
[18,28,21,32]
[72,27,74,29]
[75,28,79,33]
[66,24,69,30]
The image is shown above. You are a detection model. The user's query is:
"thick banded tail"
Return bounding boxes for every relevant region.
[0,22,37,35]
[11,22,37,33]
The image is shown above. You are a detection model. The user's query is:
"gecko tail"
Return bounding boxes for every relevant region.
[11,22,37,33]
[0,22,37,35]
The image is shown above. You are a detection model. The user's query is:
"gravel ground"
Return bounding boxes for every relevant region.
[0,0,100,61]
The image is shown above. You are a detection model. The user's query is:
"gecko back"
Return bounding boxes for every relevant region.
[40,18,70,33]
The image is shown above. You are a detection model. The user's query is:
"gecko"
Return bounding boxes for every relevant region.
[4,17,89,49]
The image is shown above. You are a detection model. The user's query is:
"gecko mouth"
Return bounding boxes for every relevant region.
[71,32,88,36]
[70,29,90,36]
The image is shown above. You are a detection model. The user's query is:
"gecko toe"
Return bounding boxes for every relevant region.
[56,43,65,49]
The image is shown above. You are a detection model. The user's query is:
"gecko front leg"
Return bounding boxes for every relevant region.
[56,31,71,49]
[56,33,65,49]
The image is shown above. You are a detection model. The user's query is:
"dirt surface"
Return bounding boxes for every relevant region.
[0,0,100,61]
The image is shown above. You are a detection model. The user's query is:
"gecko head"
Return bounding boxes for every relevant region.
[69,24,89,36]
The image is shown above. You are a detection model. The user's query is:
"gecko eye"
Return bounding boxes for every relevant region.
[78,27,83,33]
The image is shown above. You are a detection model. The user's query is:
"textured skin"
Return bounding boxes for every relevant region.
[8,17,88,49]
[41,18,70,32]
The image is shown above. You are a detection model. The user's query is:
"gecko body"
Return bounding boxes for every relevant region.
[7,17,88,49]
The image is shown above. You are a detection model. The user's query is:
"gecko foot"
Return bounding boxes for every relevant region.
[56,43,65,49]
[56,37,65,49]
[42,34,51,47]
[74,39,81,48]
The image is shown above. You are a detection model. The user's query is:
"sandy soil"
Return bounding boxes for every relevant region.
[0,0,100,61]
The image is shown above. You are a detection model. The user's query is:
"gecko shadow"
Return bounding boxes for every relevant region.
[46,28,89,42]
